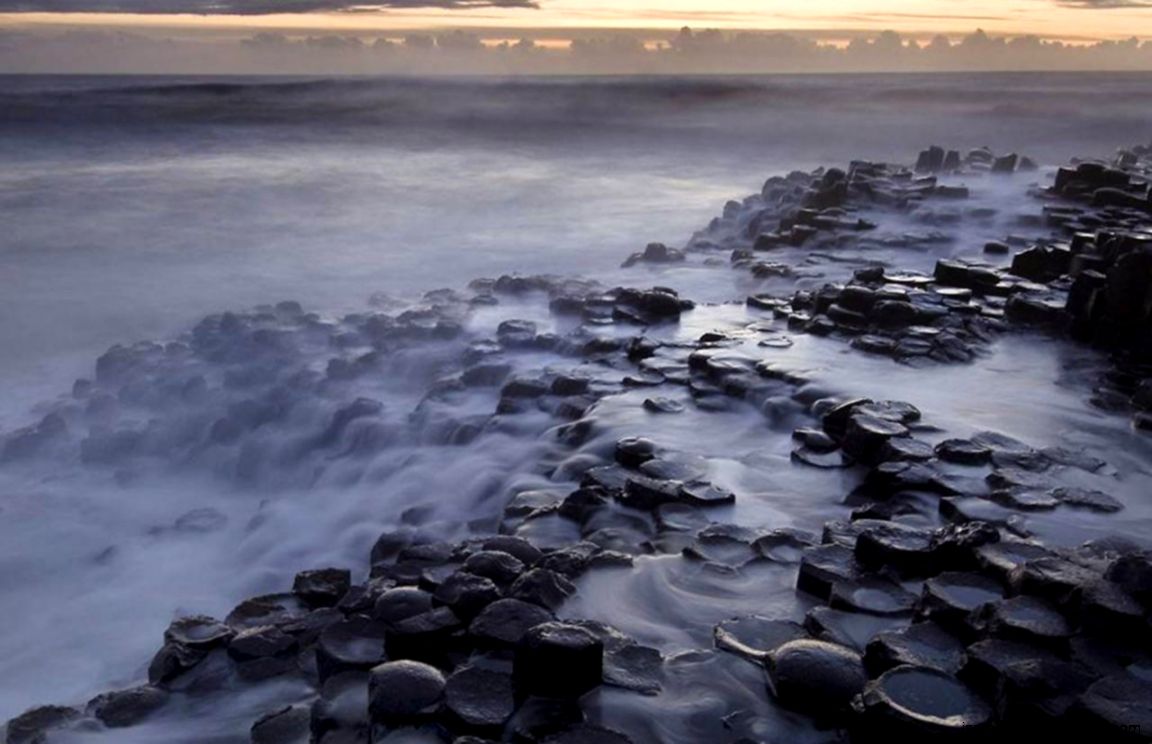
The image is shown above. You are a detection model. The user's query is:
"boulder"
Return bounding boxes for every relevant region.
[515,622,604,698]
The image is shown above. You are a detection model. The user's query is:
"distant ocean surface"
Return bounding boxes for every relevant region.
[2,72,1151,422]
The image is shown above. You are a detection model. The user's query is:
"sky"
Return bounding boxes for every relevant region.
[1,0,1152,73]
[2,0,1152,40]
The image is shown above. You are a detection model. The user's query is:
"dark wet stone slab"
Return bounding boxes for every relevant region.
[864,621,967,676]
[714,616,808,663]
[853,665,993,738]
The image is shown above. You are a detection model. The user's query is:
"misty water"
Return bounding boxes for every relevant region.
[2,72,1152,740]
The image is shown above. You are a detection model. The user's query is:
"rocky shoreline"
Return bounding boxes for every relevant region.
[4,142,1152,743]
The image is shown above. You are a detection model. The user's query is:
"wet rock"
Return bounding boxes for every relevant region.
[293,568,351,609]
[842,414,910,465]
[798,543,862,599]
[541,725,635,744]
[830,576,918,616]
[462,550,524,587]
[931,522,1001,572]
[883,437,936,462]
[1052,487,1123,513]
[515,622,604,698]
[614,437,657,469]
[164,615,233,650]
[919,572,1004,631]
[854,522,937,575]
[620,475,682,510]
[509,568,576,610]
[4,705,81,744]
[643,397,684,414]
[935,439,992,465]
[311,671,369,740]
[766,639,867,717]
[678,481,735,507]
[805,606,905,652]
[433,572,501,620]
[1009,556,1098,605]
[603,643,664,695]
[993,657,1096,733]
[962,639,1058,695]
[368,660,445,724]
[1073,579,1146,637]
[753,528,820,564]
[714,616,807,664]
[1104,551,1152,604]
[250,704,311,744]
[444,666,515,730]
[373,587,434,627]
[791,445,854,469]
[864,622,966,676]
[852,665,993,739]
[1071,675,1152,742]
[974,541,1053,583]
[315,618,388,682]
[87,685,168,728]
[976,596,1072,647]
[469,598,554,646]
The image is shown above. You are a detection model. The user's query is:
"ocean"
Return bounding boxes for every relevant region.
[1,72,1151,740]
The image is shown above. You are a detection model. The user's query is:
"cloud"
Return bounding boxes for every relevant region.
[1055,0,1152,7]
[0,0,538,13]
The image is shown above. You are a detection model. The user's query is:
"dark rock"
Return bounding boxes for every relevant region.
[935,439,992,465]
[541,725,634,744]
[962,639,1058,695]
[919,572,1004,631]
[1105,551,1152,604]
[798,543,862,599]
[976,596,1072,647]
[293,568,351,608]
[853,665,993,739]
[678,481,735,507]
[842,414,910,465]
[462,550,524,587]
[250,705,310,744]
[368,660,445,723]
[974,541,1053,583]
[855,522,937,575]
[444,666,515,730]
[766,639,867,716]
[4,705,81,744]
[643,397,684,414]
[433,572,501,620]
[164,615,233,650]
[311,672,369,740]
[316,617,388,682]
[830,576,919,616]
[87,685,168,728]
[373,587,434,627]
[469,598,554,646]
[714,616,807,663]
[614,437,657,469]
[228,625,297,662]
[865,622,966,676]
[931,522,1001,571]
[993,658,1096,733]
[1009,557,1098,604]
[515,622,604,698]
[509,568,576,610]
[1071,675,1152,742]
[1052,487,1123,513]
[603,643,664,695]
[753,529,820,564]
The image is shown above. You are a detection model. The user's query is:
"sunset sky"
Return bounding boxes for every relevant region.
[2,1,1151,41]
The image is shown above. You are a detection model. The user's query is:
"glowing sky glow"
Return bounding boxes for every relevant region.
[2,0,1151,41]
